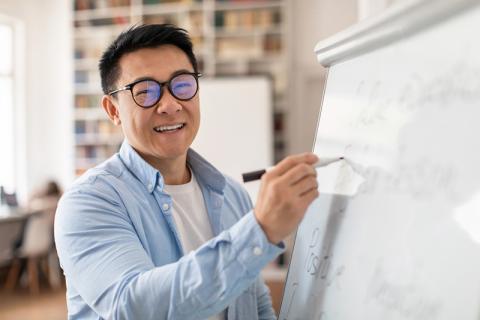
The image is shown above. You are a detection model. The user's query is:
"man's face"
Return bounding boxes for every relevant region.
[109,45,200,165]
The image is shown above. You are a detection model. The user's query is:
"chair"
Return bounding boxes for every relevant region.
[0,218,25,267]
[5,209,57,294]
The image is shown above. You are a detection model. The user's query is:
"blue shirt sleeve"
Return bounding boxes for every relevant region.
[54,180,284,320]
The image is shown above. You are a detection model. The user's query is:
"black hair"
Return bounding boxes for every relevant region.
[99,24,198,94]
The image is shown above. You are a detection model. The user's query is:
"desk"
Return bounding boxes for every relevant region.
[0,206,38,223]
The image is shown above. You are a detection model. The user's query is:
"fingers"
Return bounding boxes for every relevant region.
[291,174,318,197]
[279,162,317,186]
[269,153,318,178]
[254,152,322,244]
[261,152,319,199]
[300,187,320,204]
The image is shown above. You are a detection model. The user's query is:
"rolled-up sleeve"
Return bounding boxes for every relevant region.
[55,181,284,320]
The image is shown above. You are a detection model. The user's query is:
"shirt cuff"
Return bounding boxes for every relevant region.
[228,211,285,277]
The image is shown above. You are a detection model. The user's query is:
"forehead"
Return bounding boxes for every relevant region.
[118,45,193,83]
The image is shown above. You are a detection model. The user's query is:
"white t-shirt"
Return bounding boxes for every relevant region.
[163,171,226,320]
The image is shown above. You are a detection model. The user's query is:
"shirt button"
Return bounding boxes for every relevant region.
[148,183,153,190]
[253,246,263,256]
[162,203,170,211]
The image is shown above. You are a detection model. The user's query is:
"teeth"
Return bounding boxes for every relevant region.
[154,123,184,132]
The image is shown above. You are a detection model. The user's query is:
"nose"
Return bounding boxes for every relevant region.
[155,88,182,114]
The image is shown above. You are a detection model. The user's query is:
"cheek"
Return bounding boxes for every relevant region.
[190,105,201,135]
[190,98,201,124]
[196,109,201,131]
[120,107,150,135]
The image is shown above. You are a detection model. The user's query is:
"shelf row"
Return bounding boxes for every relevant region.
[74,1,283,18]
[74,2,282,28]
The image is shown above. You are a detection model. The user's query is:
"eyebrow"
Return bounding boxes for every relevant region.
[129,69,194,84]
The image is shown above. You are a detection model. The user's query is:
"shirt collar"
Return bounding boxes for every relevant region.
[186,148,226,194]
[119,140,226,194]
[119,140,161,193]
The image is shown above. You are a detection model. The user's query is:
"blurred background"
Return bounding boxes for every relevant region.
[0,0,399,318]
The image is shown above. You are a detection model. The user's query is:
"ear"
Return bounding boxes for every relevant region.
[102,95,121,126]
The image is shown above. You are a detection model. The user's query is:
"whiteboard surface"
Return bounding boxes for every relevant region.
[192,77,272,201]
[280,3,480,320]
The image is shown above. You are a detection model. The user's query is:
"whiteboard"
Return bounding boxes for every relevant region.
[192,77,273,201]
[280,0,480,319]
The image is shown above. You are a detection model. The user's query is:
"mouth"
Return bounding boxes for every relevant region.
[153,123,186,133]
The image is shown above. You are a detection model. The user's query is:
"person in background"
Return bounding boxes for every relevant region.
[29,180,62,225]
[54,24,319,320]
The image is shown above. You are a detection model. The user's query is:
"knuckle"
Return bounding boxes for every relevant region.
[308,180,318,190]
[270,190,280,203]
[283,155,296,166]
[302,152,316,163]
[300,163,311,172]
[261,171,272,182]
[270,180,281,193]
[284,199,295,211]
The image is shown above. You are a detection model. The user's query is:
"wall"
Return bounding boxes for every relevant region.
[358,0,407,20]
[287,0,358,155]
[0,0,73,201]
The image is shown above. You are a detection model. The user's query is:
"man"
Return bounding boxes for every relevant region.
[55,24,319,319]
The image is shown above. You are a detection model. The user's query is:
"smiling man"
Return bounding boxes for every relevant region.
[55,24,319,320]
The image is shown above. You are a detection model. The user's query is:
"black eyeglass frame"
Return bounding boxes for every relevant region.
[108,72,202,108]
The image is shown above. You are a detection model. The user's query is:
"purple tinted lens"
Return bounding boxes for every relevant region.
[132,80,161,107]
[171,74,197,100]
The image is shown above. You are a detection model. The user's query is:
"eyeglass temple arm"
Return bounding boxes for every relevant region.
[108,86,130,96]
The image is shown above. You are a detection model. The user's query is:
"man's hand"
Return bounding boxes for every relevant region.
[254,153,319,244]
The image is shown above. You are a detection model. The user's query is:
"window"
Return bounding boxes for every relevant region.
[0,22,15,191]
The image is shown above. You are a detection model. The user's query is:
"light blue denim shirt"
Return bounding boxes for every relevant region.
[54,141,284,320]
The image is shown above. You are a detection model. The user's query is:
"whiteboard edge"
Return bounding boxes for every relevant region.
[311,68,329,155]
[314,0,478,67]
[278,68,330,317]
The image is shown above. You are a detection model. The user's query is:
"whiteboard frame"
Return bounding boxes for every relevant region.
[314,0,478,67]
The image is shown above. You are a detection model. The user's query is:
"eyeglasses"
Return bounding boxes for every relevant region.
[108,72,202,108]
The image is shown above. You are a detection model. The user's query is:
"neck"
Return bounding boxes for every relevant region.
[139,151,191,185]
[162,161,191,185]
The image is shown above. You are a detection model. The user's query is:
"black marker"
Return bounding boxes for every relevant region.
[242,157,344,183]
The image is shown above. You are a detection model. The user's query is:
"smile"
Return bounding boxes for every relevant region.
[153,123,185,133]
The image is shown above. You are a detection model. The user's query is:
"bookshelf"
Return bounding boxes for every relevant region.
[73,0,289,175]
